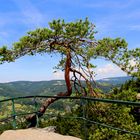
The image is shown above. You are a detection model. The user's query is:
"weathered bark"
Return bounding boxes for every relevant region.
[27,49,72,127]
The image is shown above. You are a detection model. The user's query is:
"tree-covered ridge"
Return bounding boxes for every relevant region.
[0,80,67,97]
[0,76,133,97]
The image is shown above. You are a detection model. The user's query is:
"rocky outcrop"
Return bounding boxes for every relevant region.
[0,128,81,140]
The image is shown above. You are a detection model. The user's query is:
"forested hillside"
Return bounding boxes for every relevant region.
[0,76,132,97]
[0,80,66,97]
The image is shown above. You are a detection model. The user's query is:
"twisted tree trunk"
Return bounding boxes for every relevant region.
[27,49,72,127]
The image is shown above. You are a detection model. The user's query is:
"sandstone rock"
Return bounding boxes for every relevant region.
[0,128,81,140]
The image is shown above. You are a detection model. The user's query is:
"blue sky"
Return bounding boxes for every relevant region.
[0,0,140,82]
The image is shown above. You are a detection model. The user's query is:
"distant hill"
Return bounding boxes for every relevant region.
[0,80,66,97]
[0,76,133,97]
[97,76,132,85]
[97,76,133,93]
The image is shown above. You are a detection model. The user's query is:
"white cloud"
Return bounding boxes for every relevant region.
[46,63,128,81]
[50,67,90,80]
[51,71,64,80]
[50,64,127,81]
[95,63,127,79]
[97,64,116,74]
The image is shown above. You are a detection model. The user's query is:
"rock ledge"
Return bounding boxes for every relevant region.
[0,128,81,140]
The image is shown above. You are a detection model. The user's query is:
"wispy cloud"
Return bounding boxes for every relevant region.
[0,31,9,45]
[0,0,48,46]
[127,9,140,19]
[0,12,20,28]
[128,25,140,31]
[0,17,9,27]
[0,31,8,37]
[86,0,140,38]
[47,0,80,6]
[51,71,64,80]
[85,0,136,9]
[133,43,140,48]
[12,0,46,27]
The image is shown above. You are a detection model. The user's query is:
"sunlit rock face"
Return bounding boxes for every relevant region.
[0,128,81,140]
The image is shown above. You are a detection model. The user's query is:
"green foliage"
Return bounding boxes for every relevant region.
[88,38,127,59]
[109,78,140,101]
[0,122,13,134]
[49,115,83,138]
[0,18,96,66]
[120,48,140,78]
[46,99,140,139]
[44,79,140,139]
